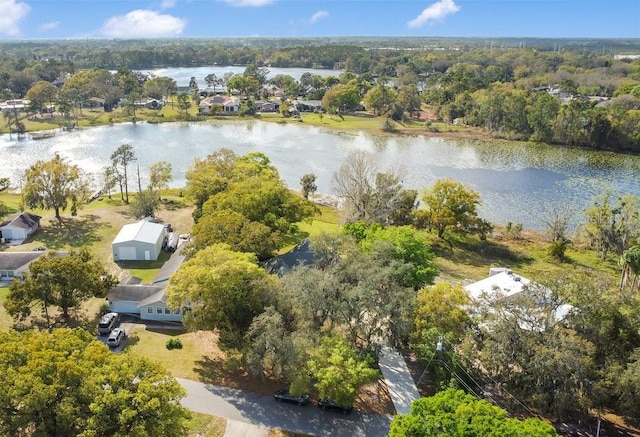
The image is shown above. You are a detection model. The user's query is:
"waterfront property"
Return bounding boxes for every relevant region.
[464,267,573,331]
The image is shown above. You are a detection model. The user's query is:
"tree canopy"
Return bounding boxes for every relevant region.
[0,329,190,437]
[416,179,488,239]
[5,250,115,326]
[389,388,559,437]
[23,153,90,219]
[166,244,278,348]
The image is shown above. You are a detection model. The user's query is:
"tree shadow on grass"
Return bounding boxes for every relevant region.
[38,215,106,249]
[162,198,186,211]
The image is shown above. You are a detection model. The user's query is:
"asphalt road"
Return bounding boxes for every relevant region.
[177,378,393,437]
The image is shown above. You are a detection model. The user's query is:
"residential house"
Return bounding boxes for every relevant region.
[0,252,46,283]
[255,100,280,113]
[0,99,29,117]
[295,100,324,112]
[112,220,167,261]
[199,95,240,114]
[264,239,317,276]
[464,267,573,331]
[106,242,188,322]
[0,212,41,243]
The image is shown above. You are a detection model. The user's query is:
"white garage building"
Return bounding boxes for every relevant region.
[112,220,166,261]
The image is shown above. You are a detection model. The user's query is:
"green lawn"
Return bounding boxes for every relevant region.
[124,328,215,380]
[0,287,13,330]
[187,412,226,437]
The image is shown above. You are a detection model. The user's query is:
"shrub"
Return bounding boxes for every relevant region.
[166,337,183,350]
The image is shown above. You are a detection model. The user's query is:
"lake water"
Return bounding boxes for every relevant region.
[2,121,639,230]
[141,66,344,88]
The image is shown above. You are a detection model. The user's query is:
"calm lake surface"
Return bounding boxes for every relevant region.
[2,121,639,230]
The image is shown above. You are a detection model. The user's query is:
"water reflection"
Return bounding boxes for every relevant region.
[1,121,638,230]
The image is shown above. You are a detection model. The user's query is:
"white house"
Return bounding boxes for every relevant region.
[107,284,183,322]
[199,95,240,114]
[0,212,41,243]
[0,252,46,283]
[112,220,166,261]
[106,242,188,322]
[464,267,573,331]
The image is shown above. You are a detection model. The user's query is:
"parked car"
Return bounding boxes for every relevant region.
[318,399,353,414]
[107,328,126,348]
[273,390,310,406]
[98,312,120,335]
[165,232,179,252]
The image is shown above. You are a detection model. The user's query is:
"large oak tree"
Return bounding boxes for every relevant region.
[23,153,90,219]
[0,329,189,437]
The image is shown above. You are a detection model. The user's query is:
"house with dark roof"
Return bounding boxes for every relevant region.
[106,242,188,322]
[0,251,47,283]
[263,239,317,276]
[0,212,41,243]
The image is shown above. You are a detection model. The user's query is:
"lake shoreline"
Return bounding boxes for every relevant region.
[10,108,637,158]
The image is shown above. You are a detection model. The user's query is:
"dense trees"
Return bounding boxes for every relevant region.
[389,389,559,437]
[187,150,316,259]
[0,329,189,436]
[23,153,90,219]
[166,244,278,347]
[5,250,115,326]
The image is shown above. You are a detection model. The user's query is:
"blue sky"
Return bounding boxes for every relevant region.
[0,0,638,39]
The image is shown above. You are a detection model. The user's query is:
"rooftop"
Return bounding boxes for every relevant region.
[112,220,165,245]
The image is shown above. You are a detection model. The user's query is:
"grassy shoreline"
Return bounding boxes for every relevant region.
[1,102,499,144]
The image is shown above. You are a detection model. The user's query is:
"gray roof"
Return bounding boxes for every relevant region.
[138,289,167,307]
[112,220,165,245]
[0,251,46,271]
[153,243,186,285]
[0,212,41,230]
[106,284,164,302]
[264,239,317,276]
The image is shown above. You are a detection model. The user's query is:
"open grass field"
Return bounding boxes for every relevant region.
[1,190,194,281]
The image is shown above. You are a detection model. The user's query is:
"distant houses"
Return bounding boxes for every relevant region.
[199,95,240,114]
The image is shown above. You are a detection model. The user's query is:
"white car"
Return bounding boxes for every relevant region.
[107,328,126,348]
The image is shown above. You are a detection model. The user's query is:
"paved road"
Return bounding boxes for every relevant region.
[177,378,393,437]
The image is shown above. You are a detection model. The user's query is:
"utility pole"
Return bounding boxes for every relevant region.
[137,164,142,193]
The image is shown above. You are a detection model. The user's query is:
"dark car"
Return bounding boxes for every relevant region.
[273,390,310,406]
[318,399,353,414]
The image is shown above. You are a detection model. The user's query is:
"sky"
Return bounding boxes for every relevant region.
[0,0,638,40]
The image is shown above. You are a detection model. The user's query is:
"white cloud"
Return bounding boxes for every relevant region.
[101,10,187,38]
[407,0,460,29]
[309,10,328,24]
[219,0,274,7]
[160,0,176,10]
[0,0,31,36]
[40,21,60,31]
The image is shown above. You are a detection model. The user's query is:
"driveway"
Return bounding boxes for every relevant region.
[177,378,393,437]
